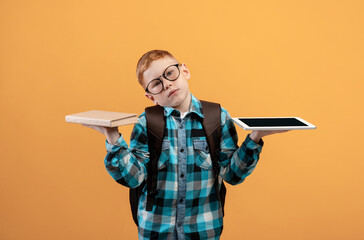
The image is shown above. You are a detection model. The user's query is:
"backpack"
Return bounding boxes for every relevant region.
[129,100,227,227]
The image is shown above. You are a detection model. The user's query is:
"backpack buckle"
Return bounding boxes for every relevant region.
[146,189,159,211]
[147,189,159,196]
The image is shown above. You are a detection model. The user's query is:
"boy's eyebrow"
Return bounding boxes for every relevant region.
[149,74,162,82]
[145,70,161,82]
[150,63,179,80]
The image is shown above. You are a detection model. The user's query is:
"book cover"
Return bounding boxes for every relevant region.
[65,110,139,127]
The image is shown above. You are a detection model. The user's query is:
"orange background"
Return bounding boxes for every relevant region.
[1,1,363,239]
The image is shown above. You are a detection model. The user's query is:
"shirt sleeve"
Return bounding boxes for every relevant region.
[218,108,264,185]
[104,113,150,189]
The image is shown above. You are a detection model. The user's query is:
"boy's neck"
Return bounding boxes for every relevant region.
[174,93,192,115]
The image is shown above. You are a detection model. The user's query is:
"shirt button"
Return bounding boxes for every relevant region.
[180,148,184,153]
[179,198,184,203]
[178,222,182,227]
[179,124,183,129]
[180,173,184,178]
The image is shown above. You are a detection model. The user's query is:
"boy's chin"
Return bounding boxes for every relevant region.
[159,102,179,109]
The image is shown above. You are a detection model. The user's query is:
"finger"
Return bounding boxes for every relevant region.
[82,124,97,130]
[279,130,290,133]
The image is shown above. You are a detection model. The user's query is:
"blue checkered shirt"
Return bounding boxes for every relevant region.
[104,94,264,240]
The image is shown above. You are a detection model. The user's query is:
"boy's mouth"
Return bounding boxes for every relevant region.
[168,89,179,97]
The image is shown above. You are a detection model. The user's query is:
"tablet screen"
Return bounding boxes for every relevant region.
[238,118,308,127]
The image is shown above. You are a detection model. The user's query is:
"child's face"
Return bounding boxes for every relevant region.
[142,56,191,111]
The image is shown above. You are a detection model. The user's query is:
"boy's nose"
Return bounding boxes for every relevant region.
[161,77,173,90]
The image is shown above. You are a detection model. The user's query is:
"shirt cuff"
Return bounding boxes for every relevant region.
[245,134,264,151]
[105,133,127,153]
[237,134,264,165]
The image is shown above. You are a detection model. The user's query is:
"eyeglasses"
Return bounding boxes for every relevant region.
[145,63,180,95]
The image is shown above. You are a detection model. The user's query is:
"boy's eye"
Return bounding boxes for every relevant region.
[166,69,178,80]
[150,80,161,89]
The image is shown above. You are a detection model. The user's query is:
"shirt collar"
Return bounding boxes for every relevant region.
[163,94,204,119]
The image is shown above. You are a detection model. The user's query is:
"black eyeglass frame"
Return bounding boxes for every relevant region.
[144,63,181,95]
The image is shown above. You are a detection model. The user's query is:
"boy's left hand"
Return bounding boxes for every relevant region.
[250,130,290,143]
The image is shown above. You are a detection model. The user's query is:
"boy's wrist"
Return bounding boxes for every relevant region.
[106,130,121,145]
[249,131,262,144]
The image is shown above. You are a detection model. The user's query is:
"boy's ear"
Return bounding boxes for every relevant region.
[180,63,191,80]
[144,93,158,105]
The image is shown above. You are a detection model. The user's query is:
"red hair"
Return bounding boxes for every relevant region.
[136,50,177,84]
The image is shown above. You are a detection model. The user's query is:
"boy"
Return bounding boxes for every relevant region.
[83,50,288,239]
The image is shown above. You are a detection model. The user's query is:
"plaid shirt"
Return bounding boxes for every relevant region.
[104,94,264,240]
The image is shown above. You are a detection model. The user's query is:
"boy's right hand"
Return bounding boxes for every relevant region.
[81,124,120,145]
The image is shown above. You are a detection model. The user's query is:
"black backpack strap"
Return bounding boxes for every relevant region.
[145,105,166,211]
[129,106,165,226]
[129,182,145,226]
[200,100,222,177]
[200,100,226,216]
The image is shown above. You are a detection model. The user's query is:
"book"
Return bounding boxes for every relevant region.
[65,110,139,127]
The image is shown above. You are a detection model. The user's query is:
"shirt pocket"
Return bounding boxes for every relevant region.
[193,139,212,170]
[158,139,170,170]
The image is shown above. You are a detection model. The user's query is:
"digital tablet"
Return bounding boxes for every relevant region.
[232,117,316,130]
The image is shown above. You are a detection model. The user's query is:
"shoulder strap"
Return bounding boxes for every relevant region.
[200,100,222,177]
[200,100,226,216]
[145,105,165,211]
